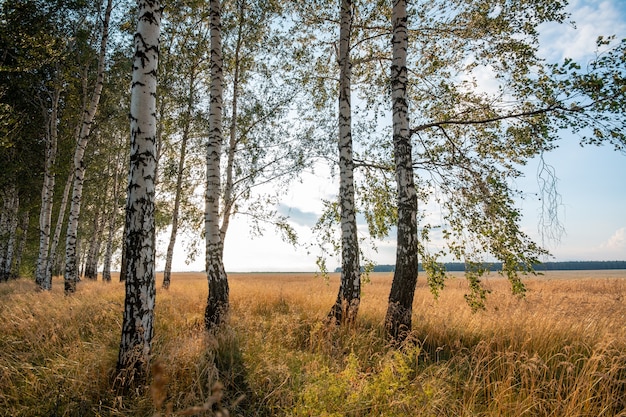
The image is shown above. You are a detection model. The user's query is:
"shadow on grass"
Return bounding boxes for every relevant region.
[213,329,273,417]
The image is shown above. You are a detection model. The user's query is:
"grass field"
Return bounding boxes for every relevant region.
[1,270,625,416]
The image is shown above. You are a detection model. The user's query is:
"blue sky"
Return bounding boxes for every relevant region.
[166,0,626,272]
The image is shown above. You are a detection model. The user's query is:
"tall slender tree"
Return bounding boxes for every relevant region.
[44,171,72,284]
[117,0,162,380]
[162,71,196,289]
[0,185,19,281]
[377,1,626,338]
[160,0,209,289]
[205,0,229,329]
[102,141,125,282]
[385,0,417,340]
[328,0,361,325]
[11,210,30,279]
[35,85,61,289]
[64,0,113,293]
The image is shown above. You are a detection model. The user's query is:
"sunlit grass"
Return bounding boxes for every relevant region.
[1,270,625,416]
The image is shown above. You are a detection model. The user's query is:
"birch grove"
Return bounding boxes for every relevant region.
[0,0,624,354]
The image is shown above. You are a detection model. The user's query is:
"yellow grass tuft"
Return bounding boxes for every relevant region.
[1,270,625,416]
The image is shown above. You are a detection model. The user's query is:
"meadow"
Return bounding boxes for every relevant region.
[1,270,625,416]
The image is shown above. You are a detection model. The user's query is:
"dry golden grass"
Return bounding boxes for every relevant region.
[1,270,625,416]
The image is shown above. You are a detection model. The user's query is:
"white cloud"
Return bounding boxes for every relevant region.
[601,227,625,250]
[539,0,626,62]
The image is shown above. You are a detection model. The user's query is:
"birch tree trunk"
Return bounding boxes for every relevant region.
[219,0,244,242]
[328,0,360,325]
[385,0,418,342]
[2,192,19,281]
[116,0,161,380]
[102,149,123,282]
[84,207,105,280]
[64,0,112,293]
[205,0,229,330]
[0,191,7,277]
[36,86,61,290]
[0,185,18,282]
[45,171,72,284]
[12,210,30,279]
[162,70,196,289]
[119,232,127,282]
[0,187,11,281]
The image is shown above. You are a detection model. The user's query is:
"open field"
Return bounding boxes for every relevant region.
[1,270,625,416]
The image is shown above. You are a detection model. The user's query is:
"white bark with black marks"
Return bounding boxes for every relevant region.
[385,0,419,341]
[103,149,123,282]
[12,210,30,279]
[0,185,19,282]
[35,86,61,290]
[44,171,72,284]
[205,0,229,330]
[64,0,113,293]
[84,207,106,280]
[117,0,161,379]
[329,0,361,325]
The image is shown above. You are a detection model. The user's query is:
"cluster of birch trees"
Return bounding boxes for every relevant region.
[2,0,625,379]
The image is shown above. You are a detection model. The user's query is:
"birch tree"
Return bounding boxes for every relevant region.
[205,0,229,329]
[11,211,30,279]
[64,0,113,293]
[0,185,19,281]
[102,138,126,282]
[203,0,308,326]
[35,85,61,289]
[293,0,389,325]
[44,171,72,284]
[117,0,162,379]
[370,1,626,339]
[216,0,306,247]
[385,0,417,340]
[158,0,209,289]
[327,0,361,325]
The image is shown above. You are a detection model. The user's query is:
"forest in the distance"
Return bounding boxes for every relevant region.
[349,261,626,273]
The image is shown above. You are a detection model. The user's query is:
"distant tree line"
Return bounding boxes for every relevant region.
[338,261,626,273]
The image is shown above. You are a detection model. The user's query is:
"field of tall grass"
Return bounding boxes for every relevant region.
[1,270,625,416]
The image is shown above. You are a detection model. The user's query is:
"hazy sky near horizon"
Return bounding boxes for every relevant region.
[164,0,626,272]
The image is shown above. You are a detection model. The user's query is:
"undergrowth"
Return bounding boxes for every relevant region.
[1,272,625,416]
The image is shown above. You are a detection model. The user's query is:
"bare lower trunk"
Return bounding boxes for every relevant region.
[386,0,418,342]
[329,0,360,325]
[64,0,112,293]
[12,210,29,278]
[0,185,19,282]
[102,213,115,282]
[116,0,161,383]
[36,87,61,290]
[103,150,122,282]
[205,0,229,330]
[84,209,105,280]
[45,171,72,283]
[2,193,19,281]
